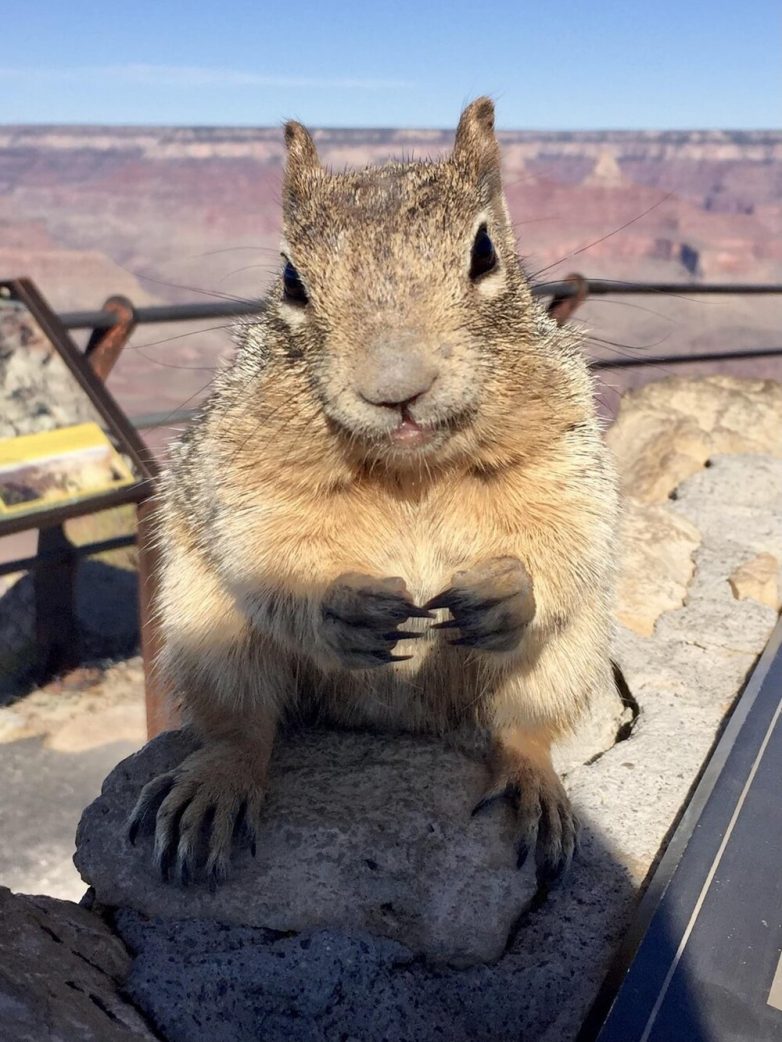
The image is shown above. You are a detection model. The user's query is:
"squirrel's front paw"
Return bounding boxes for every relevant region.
[426,555,535,652]
[319,572,432,670]
[127,744,266,887]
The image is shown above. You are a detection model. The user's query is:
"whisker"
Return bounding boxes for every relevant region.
[529,192,675,279]
[124,323,237,352]
[195,245,281,258]
[581,297,682,323]
[128,345,221,371]
[116,262,258,305]
[215,263,279,286]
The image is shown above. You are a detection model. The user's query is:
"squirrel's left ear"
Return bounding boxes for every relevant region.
[284,121,320,172]
[283,120,320,211]
[452,97,501,190]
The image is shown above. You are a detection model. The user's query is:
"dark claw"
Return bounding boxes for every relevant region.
[516,839,532,870]
[127,820,139,846]
[207,862,227,894]
[472,785,516,817]
[430,620,458,631]
[383,630,424,641]
[369,649,412,664]
[424,589,456,611]
[250,838,257,858]
[404,604,436,619]
[159,847,174,883]
[179,861,191,888]
[350,649,414,668]
[536,857,565,886]
[233,800,248,839]
[471,794,497,817]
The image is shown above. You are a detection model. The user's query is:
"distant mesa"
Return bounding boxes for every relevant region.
[585,148,624,186]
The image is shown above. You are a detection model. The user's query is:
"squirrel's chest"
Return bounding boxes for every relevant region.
[363,500,498,606]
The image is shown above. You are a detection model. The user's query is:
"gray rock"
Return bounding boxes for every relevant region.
[0,886,158,1042]
[553,674,632,776]
[75,728,539,965]
[113,831,636,1042]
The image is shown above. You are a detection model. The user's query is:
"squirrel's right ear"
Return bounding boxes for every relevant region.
[452,97,501,189]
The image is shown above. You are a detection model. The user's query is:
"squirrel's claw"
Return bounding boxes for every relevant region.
[127,772,176,846]
[473,759,578,886]
[128,746,268,889]
[319,572,429,669]
[428,556,535,653]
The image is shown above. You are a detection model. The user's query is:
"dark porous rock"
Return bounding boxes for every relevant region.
[113,828,636,1042]
[75,728,538,965]
[0,886,159,1042]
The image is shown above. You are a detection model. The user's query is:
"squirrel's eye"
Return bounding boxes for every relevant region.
[469,225,497,281]
[283,260,308,304]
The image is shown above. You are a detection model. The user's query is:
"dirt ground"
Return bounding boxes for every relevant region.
[0,658,146,900]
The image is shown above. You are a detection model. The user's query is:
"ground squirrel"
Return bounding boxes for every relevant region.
[129,98,619,888]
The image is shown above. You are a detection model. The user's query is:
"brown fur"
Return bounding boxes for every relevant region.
[131,98,619,885]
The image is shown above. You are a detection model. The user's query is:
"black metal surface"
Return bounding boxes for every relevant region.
[0,482,151,538]
[592,345,782,370]
[579,619,782,1042]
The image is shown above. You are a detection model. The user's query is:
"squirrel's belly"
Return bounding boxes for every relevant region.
[317,637,489,733]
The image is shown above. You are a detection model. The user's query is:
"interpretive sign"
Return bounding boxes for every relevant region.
[0,278,154,537]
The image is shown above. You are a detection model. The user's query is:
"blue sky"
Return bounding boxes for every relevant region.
[4,0,780,128]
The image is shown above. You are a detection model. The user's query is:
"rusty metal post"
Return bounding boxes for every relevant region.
[547,273,589,327]
[84,295,137,381]
[137,496,179,737]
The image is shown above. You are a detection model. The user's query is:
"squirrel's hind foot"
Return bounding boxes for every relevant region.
[473,729,579,885]
[128,744,266,888]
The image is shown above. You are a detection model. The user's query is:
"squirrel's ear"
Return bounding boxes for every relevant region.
[283,121,320,214]
[283,120,320,176]
[452,97,500,187]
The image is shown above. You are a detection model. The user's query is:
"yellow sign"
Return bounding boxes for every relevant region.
[0,422,135,517]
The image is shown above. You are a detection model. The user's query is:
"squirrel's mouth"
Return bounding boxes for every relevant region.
[325,395,476,459]
[388,409,435,448]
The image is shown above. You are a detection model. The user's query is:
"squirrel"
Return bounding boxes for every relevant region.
[128,97,619,888]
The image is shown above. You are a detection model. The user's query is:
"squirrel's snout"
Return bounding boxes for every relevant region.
[355,349,438,412]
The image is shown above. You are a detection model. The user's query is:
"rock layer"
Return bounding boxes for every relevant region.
[0,887,158,1042]
[76,728,539,966]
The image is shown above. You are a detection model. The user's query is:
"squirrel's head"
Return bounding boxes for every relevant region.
[261,98,555,472]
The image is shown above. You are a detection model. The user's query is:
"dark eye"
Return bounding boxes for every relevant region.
[283,260,308,304]
[469,225,497,281]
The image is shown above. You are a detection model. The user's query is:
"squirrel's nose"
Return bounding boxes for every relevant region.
[356,352,438,410]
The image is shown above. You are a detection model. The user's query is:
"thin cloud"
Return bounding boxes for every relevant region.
[0,64,414,91]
